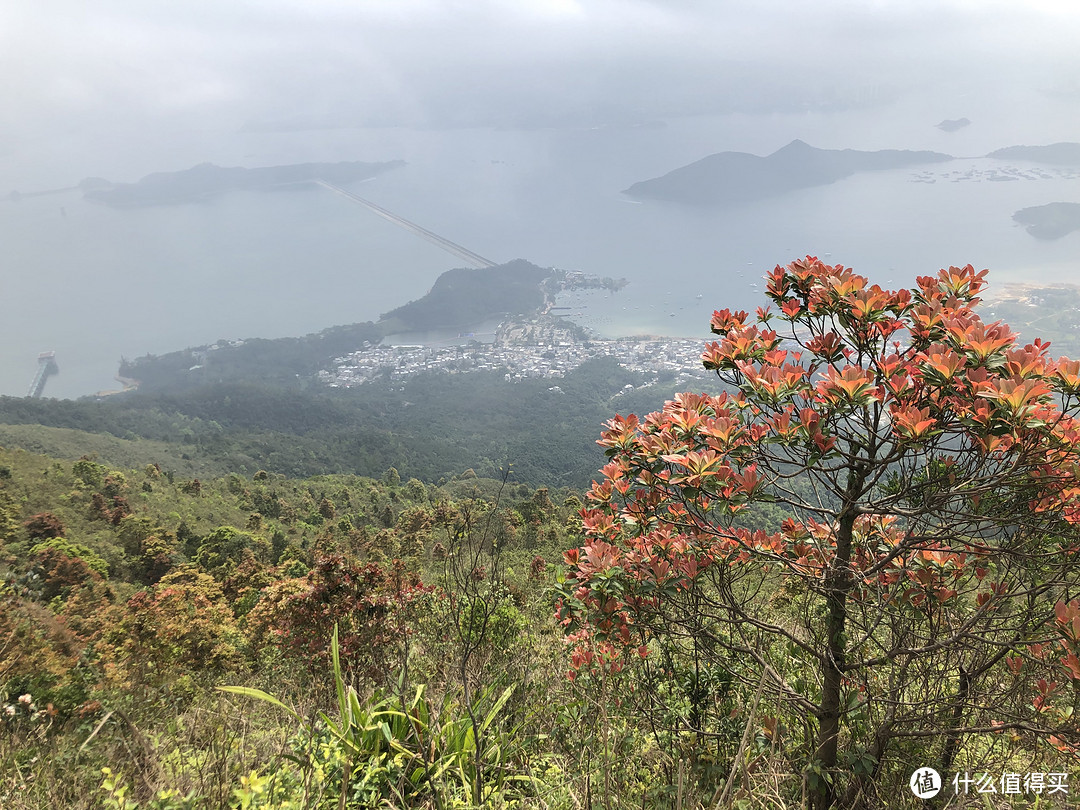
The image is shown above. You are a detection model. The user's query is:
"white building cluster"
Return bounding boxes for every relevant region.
[319,328,712,388]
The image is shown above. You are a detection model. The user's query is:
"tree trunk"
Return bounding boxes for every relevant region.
[940,666,969,777]
[812,508,857,810]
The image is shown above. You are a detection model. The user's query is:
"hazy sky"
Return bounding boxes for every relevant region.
[3,0,1079,166]
[3,1,1080,398]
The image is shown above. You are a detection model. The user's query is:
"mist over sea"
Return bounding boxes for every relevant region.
[2,88,1078,399]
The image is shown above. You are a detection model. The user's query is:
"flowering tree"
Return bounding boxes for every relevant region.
[557,258,1080,808]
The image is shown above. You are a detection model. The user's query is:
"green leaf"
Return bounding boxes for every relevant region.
[331,624,348,725]
[479,686,514,735]
[216,686,301,723]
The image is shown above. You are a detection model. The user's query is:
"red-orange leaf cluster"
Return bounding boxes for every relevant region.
[558,257,1080,795]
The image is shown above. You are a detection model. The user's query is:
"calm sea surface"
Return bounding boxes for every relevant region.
[2,94,1078,398]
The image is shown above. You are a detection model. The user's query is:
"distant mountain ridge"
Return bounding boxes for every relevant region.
[623,139,953,205]
[81,159,405,207]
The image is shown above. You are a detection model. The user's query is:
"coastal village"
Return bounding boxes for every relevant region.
[319,315,713,389]
[318,278,1080,393]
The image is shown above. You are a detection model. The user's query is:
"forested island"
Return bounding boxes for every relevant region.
[623,139,1080,208]
[80,159,406,207]
[378,260,552,332]
[987,142,1080,164]
[1012,202,1080,240]
[623,139,953,205]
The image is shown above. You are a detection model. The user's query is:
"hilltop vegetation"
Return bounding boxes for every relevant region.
[7,258,1080,809]
[0,442,596,809]
[562,259,1080,808]
[0,424,797,810]
[4,260,1080,810]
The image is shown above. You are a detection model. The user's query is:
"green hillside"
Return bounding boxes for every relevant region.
[0,442,595,809]
[0,356,680,489]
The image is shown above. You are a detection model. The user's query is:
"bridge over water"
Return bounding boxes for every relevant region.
[315,180,497,269]
[27,351,58,398]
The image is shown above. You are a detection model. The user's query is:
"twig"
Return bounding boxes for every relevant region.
[713,667,767,808]
[77,710,115,757]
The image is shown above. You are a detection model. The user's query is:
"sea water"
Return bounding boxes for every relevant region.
[1,91,1078,398]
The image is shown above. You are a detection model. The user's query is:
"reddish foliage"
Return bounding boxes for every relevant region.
[247,553,433,684]
[558,258,1080,797]
[90,491,132,524]
[30,547,101,602]
[24,512,64,540]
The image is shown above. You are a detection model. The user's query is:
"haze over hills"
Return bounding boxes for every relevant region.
[6,131,1080,399]
[24,140,1079,215]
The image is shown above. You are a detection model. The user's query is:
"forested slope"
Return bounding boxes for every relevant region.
[0,357,687,488]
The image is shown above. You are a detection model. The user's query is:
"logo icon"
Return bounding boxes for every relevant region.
[910,767,942,798]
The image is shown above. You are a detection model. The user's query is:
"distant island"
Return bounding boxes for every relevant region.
[993,145,1080,240]
[936,118,970,133]
[987,143,1080,165]
[1012,202,1080,240]
[80,160,405,207]
[623,139,953,206]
